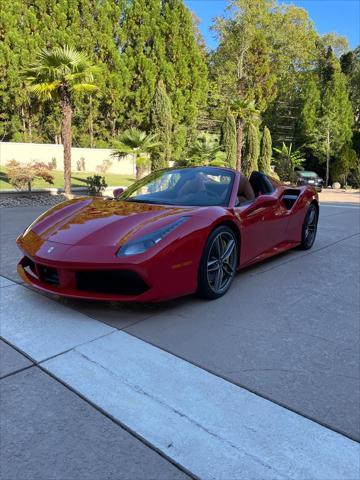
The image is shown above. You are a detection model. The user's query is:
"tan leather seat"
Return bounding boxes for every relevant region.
[238,175,255,204]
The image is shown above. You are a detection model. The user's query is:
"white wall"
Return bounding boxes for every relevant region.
[0,142,136,175]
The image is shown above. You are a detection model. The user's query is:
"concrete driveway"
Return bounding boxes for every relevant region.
[1,193,359,479]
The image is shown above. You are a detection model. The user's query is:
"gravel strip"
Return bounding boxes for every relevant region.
[0,193,70,208]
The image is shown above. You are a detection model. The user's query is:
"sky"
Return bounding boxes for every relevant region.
[184,0,360,51]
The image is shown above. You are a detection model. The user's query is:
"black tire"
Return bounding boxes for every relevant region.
[300,203,318,250]
[198,225,238,300]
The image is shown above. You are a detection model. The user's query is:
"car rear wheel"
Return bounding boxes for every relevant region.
[198,226,238,299]
[300,203,318,250]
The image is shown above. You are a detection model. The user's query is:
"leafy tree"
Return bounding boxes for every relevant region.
[259,126,272,174]
[331,144,357,186]
[298,78,321,145]
[221,109,237,168]
[243,124,260,176]
[24,46,99,195]
[310,69,354,186]
[112,128,160,180]
[213,2,275,170]
[273,143,305,181]
[151,80,173,171]
[6,160,54,191]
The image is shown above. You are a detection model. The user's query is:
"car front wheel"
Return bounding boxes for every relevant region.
[198,226,238,299]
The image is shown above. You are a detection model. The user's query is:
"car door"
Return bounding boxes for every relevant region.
[235,192,289,265]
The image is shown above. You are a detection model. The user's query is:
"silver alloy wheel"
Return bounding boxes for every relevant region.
[304,207,317,245]
[206,231,237,294]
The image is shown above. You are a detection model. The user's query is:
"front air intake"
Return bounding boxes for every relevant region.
[76,270,149,296]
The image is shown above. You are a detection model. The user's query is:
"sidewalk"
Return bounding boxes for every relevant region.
[1,277,359,480]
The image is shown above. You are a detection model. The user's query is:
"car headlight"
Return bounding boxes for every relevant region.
[116,217,189,257]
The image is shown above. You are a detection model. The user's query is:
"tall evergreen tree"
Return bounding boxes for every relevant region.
[243,124,260,176]
[314,70,353,186]
[259,126,272,174]
[298,78,321,145]
[151,80,173,170]
[221,109,237,168]
[120,0,208,144]
[341,46,360,130]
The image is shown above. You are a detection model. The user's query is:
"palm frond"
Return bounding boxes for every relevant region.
[70,83,99,94]
[23,46,99,100]
[111,141,134,158]
[112,129,161,158]
[28,81,60,100]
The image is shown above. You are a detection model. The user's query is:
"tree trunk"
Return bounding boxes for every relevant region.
[236,118,244,172]
[89,96,94,148]
[325,129,330,187]
[60,88,72,196]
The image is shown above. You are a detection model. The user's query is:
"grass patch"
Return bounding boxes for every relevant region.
[0,168,135,190]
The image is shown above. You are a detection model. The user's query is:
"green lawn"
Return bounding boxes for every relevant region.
[0,168,135,190]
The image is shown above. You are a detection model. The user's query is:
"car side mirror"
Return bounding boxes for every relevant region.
[113,187,124,198]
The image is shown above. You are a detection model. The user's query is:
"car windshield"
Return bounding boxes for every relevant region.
[120,167,235,207]
[299,171,318,178]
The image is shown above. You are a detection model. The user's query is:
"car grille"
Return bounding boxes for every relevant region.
[76,270,149,296]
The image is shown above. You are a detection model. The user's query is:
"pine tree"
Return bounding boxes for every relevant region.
[259,126,272,174]
[243,124,260,176]
[151,80,173,170]
[221,109,237,168]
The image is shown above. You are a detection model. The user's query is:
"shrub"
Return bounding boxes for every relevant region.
[86,175,107,196]
[6,160,54,191]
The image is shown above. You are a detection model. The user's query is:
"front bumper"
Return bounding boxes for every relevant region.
[17,255,164,302]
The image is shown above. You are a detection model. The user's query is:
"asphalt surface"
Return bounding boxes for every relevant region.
[0,196,359,479]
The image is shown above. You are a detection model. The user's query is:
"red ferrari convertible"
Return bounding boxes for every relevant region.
[17,167,319,301]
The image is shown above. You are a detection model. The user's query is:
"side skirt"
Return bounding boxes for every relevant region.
[239,241,300,270]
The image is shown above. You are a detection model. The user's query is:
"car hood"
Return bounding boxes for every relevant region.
[22,197,195,247]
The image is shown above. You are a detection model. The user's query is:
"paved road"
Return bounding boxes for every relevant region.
[0,198,359,479]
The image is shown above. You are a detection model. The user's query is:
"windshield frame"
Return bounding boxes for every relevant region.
[119,166,236,208]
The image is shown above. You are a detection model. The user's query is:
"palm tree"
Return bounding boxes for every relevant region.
[230,99,259,172]
[186,134,225,166]
[112,128,161,180]
[24,46,99,195]
[273,143,305,181]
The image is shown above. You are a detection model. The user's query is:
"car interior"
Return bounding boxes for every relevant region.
[236,171,275,205]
